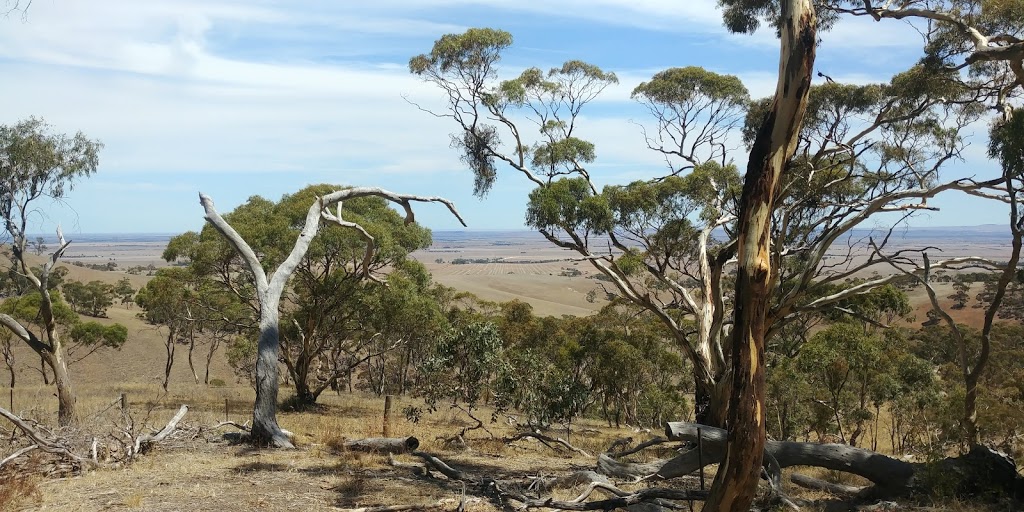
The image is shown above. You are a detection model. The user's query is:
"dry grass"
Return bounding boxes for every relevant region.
[0,469,42,511]
[8,387,644,512]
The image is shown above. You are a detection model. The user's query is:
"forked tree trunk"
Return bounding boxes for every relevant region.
[199,188,464,449]
[46,349,77,427]
[704,1,817,510]
[252,304,293,447]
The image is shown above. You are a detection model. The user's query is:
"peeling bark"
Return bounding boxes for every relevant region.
[706,1,817,509]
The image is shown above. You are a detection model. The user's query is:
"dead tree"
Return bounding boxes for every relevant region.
[199,187,464,448]
[0,403,190,473]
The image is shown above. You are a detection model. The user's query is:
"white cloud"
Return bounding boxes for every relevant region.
[0,0,1002,232]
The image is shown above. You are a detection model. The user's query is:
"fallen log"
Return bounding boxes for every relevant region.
[344,436,419,454]
[597,453,670,482]
[662,422,1024,500]
[662,422,912,492]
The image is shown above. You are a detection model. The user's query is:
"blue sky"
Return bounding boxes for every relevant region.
[0,0,1006,235]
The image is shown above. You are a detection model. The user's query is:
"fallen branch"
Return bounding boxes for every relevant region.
[606,436,670,459]
[520,486,707,510]
[134,404,189,455]
[412,451,473,481]
[0,406,92,467]
[337,505,445,512]
[791,473,864,499]
[412,450,706,511]
[0,443,38,468]
[531,471,612,492]
[213,420,250,432]
[387,454,428,476]
[504,432,591,458]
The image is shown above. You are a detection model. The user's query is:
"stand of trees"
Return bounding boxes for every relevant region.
[409,0,1023,507]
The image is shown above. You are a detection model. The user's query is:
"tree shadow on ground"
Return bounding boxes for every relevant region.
[233,461,290,473]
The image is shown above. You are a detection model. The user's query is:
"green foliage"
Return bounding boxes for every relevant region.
[525,177,611,233]
[226,336,258,388]
[62,279,115,317]
[715,0,842,35]
[766,357,814,440]
[69,321,127,349]
[797,323,885,444]
[164,183,439,403]
[990,108,1024,177]
[949,277,972,309]
[113,277,135,306]
[0,264,66,298]
[828,283,912,325]
[0,290,77,327]
[411,28,616,196]
[417,321,506,412]
[0,290,128,362]
[0,117,102,209]
[633,66,748,108]
[409,27,512,75]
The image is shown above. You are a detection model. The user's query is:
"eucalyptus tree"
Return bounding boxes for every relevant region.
[136,267,237,390]
[832,1,1023,117]
[0,118,101,426]
[190,185,463,447]
[412,2,1022,506]
[882,108,1024,449]
[354,260,449,397]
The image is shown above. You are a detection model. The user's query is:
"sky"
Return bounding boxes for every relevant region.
[0,0,1008,235]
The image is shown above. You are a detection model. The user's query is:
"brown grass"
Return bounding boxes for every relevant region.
[0,469,42,511]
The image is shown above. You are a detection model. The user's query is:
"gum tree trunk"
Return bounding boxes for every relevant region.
[47,347,77,426]
[252,301,292,446]
[704,1,817,510]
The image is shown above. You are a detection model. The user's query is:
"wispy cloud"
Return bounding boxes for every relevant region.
[0,0,996,232]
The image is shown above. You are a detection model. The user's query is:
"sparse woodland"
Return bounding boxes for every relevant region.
[3,0,1024,511]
